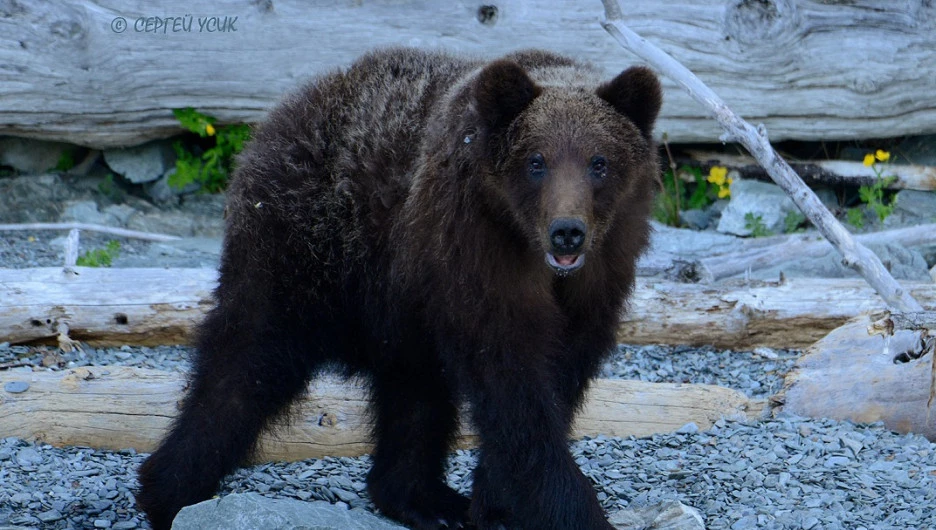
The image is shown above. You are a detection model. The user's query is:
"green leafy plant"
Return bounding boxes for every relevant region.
[858,176,897,223]
[169,108,250,193]
[54,150,77,172]
[846,208,865,229]
[783,211,807,233]
[652,165,720,227]
[847,150,897,227]
[77,240,121,267]
[744,212,772,237]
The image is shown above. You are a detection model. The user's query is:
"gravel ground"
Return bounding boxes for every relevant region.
[2,342,935,529]
[2,233,936,529]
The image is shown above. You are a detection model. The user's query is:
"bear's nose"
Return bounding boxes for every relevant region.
[548,218,587,254]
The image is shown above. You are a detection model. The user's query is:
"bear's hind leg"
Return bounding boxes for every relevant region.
[366,360,469,529]
[135,308,323,530]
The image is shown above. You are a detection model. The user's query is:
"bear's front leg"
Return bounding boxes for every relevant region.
[459,344,613,530]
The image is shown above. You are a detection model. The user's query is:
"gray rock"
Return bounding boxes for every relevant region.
[3,381,29,394]
[126,209,224,238]
[716,179,797,236]
[0,137,72,174]
[171,493,408,530]
[60,200,118,226]
[102,141,175,184]
[930,264,936,282]
[36,509,64,523]
[145,171,201,206]
[678,209,711,230]
[14,448,42,466]
[813,187,839,213]
[101,204,140,226]
[0,174,76,222]
[609,501,706,530]
[883,190,936,228]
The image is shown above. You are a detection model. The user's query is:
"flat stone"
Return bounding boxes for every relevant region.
[36,509,64,523]
[0,137,72,174]
[15,447,42,466]
[171,493,408,530]
[102,140,175,184]
[678,209,711,230]
[4,381,29,393]
[716,179,797,236]
[883,190,936,228]
[609,500,706,530]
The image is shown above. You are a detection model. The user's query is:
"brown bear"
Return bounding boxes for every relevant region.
[136,48,661,530]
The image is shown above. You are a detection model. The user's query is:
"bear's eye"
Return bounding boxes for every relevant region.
[589,155,607,180]
[528,153,547,180]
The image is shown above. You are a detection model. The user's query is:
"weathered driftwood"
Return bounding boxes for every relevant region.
[681,151,936,191]
[0,223,182,242]
[601,0,925,314]
[621,277,936,349]
[775,318,936,441]
[2,1,936,148]
[0,366,761,460]
[868,311,936,336]
[0,267,215,346]
[681,223,936,283]
[3,267,935,349]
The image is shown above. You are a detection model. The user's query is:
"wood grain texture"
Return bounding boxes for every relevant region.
[0,366,760,459]
[2,267,934,348]
[776,318,935,441]
[1,0,935,148]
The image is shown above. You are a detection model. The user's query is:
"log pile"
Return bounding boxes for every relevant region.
[2,267,934,349]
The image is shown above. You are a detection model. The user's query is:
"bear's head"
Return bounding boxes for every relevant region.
[470,59,662,276]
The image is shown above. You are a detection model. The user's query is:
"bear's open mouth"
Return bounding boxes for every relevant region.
[546,252,585,273]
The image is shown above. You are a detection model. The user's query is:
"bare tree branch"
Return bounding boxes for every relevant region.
[0,222,181,242]
[600,0,924,312]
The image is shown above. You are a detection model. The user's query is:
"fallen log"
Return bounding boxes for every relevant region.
[3,1,936,148]
[774,318,935,442]
[682,223,936,283]
[3,267,935,349]
[681,150,936,191]
[0,366,761,460]
[0,267,215,346]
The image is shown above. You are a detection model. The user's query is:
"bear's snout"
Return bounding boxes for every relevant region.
[546,217,587,273]
[549,218,586,254]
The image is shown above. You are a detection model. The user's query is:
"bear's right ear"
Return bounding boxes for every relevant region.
[596,66,662,141]
[473,59,541,132]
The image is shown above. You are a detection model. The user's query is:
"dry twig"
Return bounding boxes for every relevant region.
[0,222,181,242]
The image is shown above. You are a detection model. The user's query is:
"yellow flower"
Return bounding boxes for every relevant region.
[718,186,731,199]
[875,149,890,162]
[707,166,728,186]
[863,153,875,167]
[205,123,216,136]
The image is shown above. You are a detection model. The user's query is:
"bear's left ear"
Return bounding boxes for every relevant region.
[596,66,662,141]
[473,59,541,132]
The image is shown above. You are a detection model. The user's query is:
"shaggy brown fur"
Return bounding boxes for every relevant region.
[136,48,662,530]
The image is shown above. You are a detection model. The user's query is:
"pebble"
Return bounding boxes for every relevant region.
[0,311,934,530]
[15,447,42,466]
[3,381,29,393]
